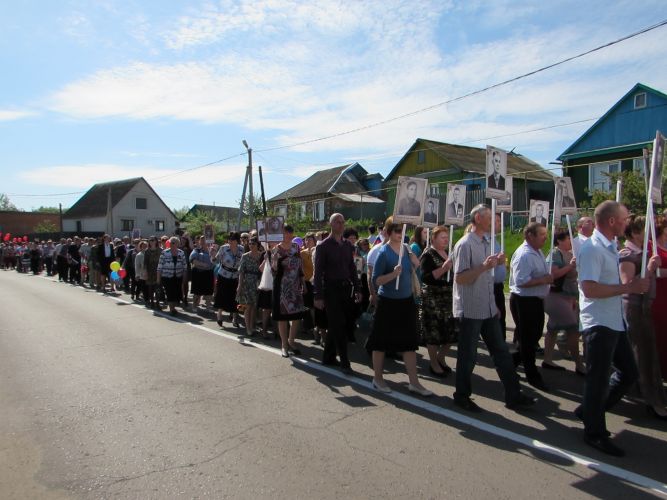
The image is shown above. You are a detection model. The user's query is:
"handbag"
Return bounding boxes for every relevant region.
[258,256,273,291]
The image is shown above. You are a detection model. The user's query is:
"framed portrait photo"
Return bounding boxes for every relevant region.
[444,184,466,226]
[650,131,665,205]
[393,176,427,225]
[423,197,439,228]
[256,216,284,242]
[486,145,508,200]
[529,200,550,227]
[555,176,577,215]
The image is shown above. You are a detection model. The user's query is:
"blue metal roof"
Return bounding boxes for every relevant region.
[558,83,667,160]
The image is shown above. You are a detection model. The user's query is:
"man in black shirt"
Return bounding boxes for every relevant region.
[314,213,361,375]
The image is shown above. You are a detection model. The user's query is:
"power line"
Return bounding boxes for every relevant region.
[255,19,667,154]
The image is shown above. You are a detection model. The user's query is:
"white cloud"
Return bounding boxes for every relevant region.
[45,0,667,166]
[0,109,36,121]
[18,163,246,189]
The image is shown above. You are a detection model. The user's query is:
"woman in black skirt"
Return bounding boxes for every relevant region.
[213,232,244,328]
[189,235,214,309]
[367,221,432,396]
[156,236,187,316]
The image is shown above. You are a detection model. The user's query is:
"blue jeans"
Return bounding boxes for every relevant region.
[455,317,521,404]
[582,326,639,437]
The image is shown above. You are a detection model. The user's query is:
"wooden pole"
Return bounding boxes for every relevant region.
[395,223,407,290]
[447,224,454,281]
[491,199,496,278]
[500,211,505,254]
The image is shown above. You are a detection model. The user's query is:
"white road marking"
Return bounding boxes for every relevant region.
[36,275,667,495]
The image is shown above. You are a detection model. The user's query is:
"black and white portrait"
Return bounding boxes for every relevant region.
[444,184,466,226]
[555,177,577,215]
[529,200,549,226]
[423,197,439,227]
[257,216,284,242]
[204,224,215,244]
[393,176,427,224]
[486,146,508,200]
[650,131,665,204]
[496,175,513,213]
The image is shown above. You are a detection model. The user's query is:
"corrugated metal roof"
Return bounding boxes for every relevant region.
[269,164,357,201]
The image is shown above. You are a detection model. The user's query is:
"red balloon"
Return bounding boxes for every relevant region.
[118,268,127,279]
[4,233,10,241]
[23,236,28,242]
[165,240,171,248]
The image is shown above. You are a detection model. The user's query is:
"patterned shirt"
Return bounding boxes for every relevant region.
[157,249,187,278]
[215,244,244,279]
[452,232,496,320]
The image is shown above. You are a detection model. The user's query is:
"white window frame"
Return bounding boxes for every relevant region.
[588,161,620,194]
[155,220,165,232]
[312,200,325,221]
[299,203,307,219]
[633,157,646,176]
[276,205,287,217]
[121,219,135,231]
[634,92,647,109]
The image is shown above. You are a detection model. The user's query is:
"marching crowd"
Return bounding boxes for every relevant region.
[2,200,667,457]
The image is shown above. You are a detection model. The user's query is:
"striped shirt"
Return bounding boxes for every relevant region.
[509,241,550,297]
[452,232,497,320]
[157,249,187,278]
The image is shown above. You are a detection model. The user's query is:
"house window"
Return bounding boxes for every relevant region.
[633,157,646,176]
[76,221,82,232]
[136,197,147,209]
[429,184,440,196]
[300,203,307,219]
[589,162,620,193]
[276,205,287,217]
[121,219,134,232]
[313,200,325,221]
[634,92,647,109]
[417,150,426,164]
[155,220,165,232]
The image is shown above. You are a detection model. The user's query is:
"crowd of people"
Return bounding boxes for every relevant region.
[2,201,667,457]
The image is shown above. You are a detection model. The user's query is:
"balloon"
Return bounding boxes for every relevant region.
[110,261,121,272]
[23,236,28,242]
[165,240,171,248]
[118,268,127,279]
[292,237,304,249]
[110,271,119,280]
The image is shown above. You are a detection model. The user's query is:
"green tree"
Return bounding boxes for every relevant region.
[34,206,61,214]
[236,192,264,230]
[172,205,190,220]
[33,220,59,233]
[585,169,666,215]
[0,193,19,211]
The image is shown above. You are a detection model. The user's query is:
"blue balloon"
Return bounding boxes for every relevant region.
[110,271,119,280]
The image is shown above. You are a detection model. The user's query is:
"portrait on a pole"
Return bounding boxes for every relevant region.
[393,176,427,225]
[529,200,549,226]
[556,176,577,215]
[496,175,513,213]
[650,131,665,204]
[423,197,439,228]
[486,146,508,200]
[444,184,466,226]
[257,216,284,242]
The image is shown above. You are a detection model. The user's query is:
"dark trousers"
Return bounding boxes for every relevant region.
[69,262,80,283]
[493,283,507,340]
[509,294,545,380]
[45,256,53,275]
[57,255,69,281]
[582,326,639,438]
[455,317,521,404]
[322,283,356,367]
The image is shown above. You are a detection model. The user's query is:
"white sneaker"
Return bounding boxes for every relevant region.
[372,379,392,393]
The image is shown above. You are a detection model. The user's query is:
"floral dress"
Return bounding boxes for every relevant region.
[271,243,305,320]
[419,247,458,345]
[236,252,261,305]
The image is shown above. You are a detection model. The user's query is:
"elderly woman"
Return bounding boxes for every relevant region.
[620,215,666,420]
[543,229,585,374]
[367,220,433,396]
[214,232,244,328]
[237,237,262,337]
[419,225,456,378]
[271,225,306,357]
[134,240,148,304]
[190,235,214,310]
[156,236,187,316]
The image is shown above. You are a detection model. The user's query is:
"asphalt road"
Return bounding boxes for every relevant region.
[1,269,666,499]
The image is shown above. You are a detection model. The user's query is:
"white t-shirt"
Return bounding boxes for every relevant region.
[572,234,589,258]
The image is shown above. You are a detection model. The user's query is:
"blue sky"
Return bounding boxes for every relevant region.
[2,0,666,211]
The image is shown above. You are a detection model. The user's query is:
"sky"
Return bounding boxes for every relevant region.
[2,0,667,211]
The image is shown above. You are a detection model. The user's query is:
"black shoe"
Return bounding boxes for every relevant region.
[527,376,550,392]
[322,358,340,367]
[216,319,223,327]
[438,361,453,374]
[506,393,538,410]
[573,406,611,437]
[646,405,667,421]
[583,435,625,457]
[575,368,586,377]
[453,396,483,412]
[512,351,521,367]
[429,365,448,378]
[340,364,353,375]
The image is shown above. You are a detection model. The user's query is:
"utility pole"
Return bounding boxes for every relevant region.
[243,140,253,230]
[258,165,267,217]
[237,169,248,231]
